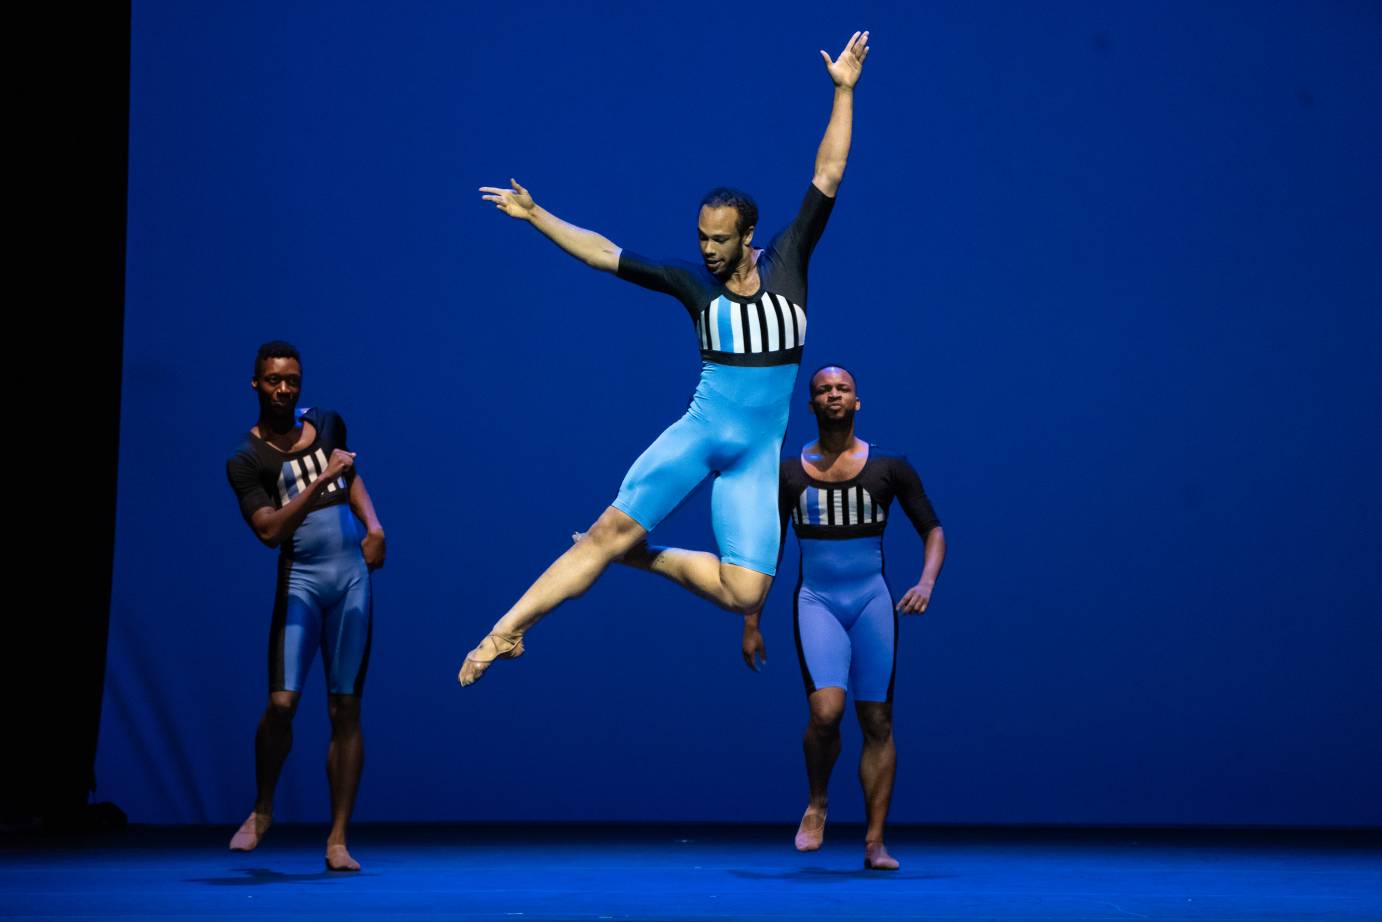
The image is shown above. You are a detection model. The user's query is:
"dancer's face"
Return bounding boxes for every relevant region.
[253,357,302,419]
[698,205,754,279]
[809,367,860,426]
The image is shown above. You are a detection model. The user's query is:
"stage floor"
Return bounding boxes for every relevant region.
[3,824,1379,920]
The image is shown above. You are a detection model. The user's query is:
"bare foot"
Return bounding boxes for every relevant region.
[794,807,827,852]
[457,631,525,687]
[228,812,271,851]
[325,843,360,871]
[864,840,900,870]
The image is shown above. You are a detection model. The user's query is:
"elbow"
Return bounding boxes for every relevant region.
[813,164,845,195]
[585,247,619,272]
[256,527,282,549]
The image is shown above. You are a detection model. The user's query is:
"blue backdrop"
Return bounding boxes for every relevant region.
[100,1,1382,826]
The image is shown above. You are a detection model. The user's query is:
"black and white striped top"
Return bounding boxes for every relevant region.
[227,407,354,522]
[617,184,833,367]
[779,448,941,541]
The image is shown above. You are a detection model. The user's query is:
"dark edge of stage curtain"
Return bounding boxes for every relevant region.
[1,1,130,831]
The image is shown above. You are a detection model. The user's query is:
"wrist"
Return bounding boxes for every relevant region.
[366,526,385,539]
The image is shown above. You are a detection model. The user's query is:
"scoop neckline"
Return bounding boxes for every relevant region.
[250,417,320,459]
[799,442,872,486]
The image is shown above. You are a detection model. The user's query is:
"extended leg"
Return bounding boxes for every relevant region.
[459,506,647,685]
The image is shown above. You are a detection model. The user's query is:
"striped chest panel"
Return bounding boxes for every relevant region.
[697,292,806,366]
[274,447,347,508]
[792,484,887,530]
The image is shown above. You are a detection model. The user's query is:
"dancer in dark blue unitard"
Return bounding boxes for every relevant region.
[224,341,386,872]
[743,365,947,871]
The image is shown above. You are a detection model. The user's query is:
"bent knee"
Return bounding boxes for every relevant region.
[722,571,771,614]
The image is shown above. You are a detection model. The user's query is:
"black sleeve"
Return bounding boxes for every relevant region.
[616,250,703,315]
[769,184,835,271]
[891,456,941,538]
[226,452,272,521]
[322,409,356,485]
[329,410,349,453]
[778,462,795,545]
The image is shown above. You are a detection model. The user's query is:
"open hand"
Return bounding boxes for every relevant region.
[479,179,537,220]
[897,580,933,615]
[821,30,870,89]
[742,623,768,671]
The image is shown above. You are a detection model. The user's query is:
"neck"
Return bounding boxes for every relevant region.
[725,248,761,289]
[257,409,297,439]
[816,423,857,456]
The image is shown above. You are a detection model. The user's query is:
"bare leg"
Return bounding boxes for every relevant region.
[857,700,899,870]
[796,687,845,851]
[458,507,647,685]
[618,541,772,613]
[230,690,299,851]
[323,694,363,871]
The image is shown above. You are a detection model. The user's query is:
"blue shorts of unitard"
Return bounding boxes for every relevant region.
[269,503,373,697]
[793,535,897,703]
[613,361,796,576]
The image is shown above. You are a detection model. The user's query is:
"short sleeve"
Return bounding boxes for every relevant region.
[226,451,273,521]
[328,410,349,453]
[890,456,941,537]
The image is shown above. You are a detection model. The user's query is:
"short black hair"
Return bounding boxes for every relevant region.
[700,187,758,236]
[254,340,301,378]
[809,364,857,390]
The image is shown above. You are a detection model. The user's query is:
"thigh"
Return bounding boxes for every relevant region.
[270,561,324,694]
[612,411,714,532]
[794,585,851,696]
[847,580,898,703]
[710,434,784,575]
[321,561,373,698]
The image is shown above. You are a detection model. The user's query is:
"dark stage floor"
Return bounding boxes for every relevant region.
[2,824,1379,920]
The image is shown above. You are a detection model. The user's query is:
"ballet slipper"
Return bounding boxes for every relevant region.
[325,843,360,871]
[864,840,900,870]
[794,807,827,851]
[228,812,270,851]
[458,631,525,686]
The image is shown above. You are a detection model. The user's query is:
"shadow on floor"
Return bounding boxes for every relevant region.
[730,867,953,882]
[186,867,371,886]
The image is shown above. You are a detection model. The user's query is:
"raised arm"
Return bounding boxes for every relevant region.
[812,30,870,198]
[479,179,622,272]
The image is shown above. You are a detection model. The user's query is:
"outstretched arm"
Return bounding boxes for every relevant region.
[812,30,870,198]
[479,179,622,272]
